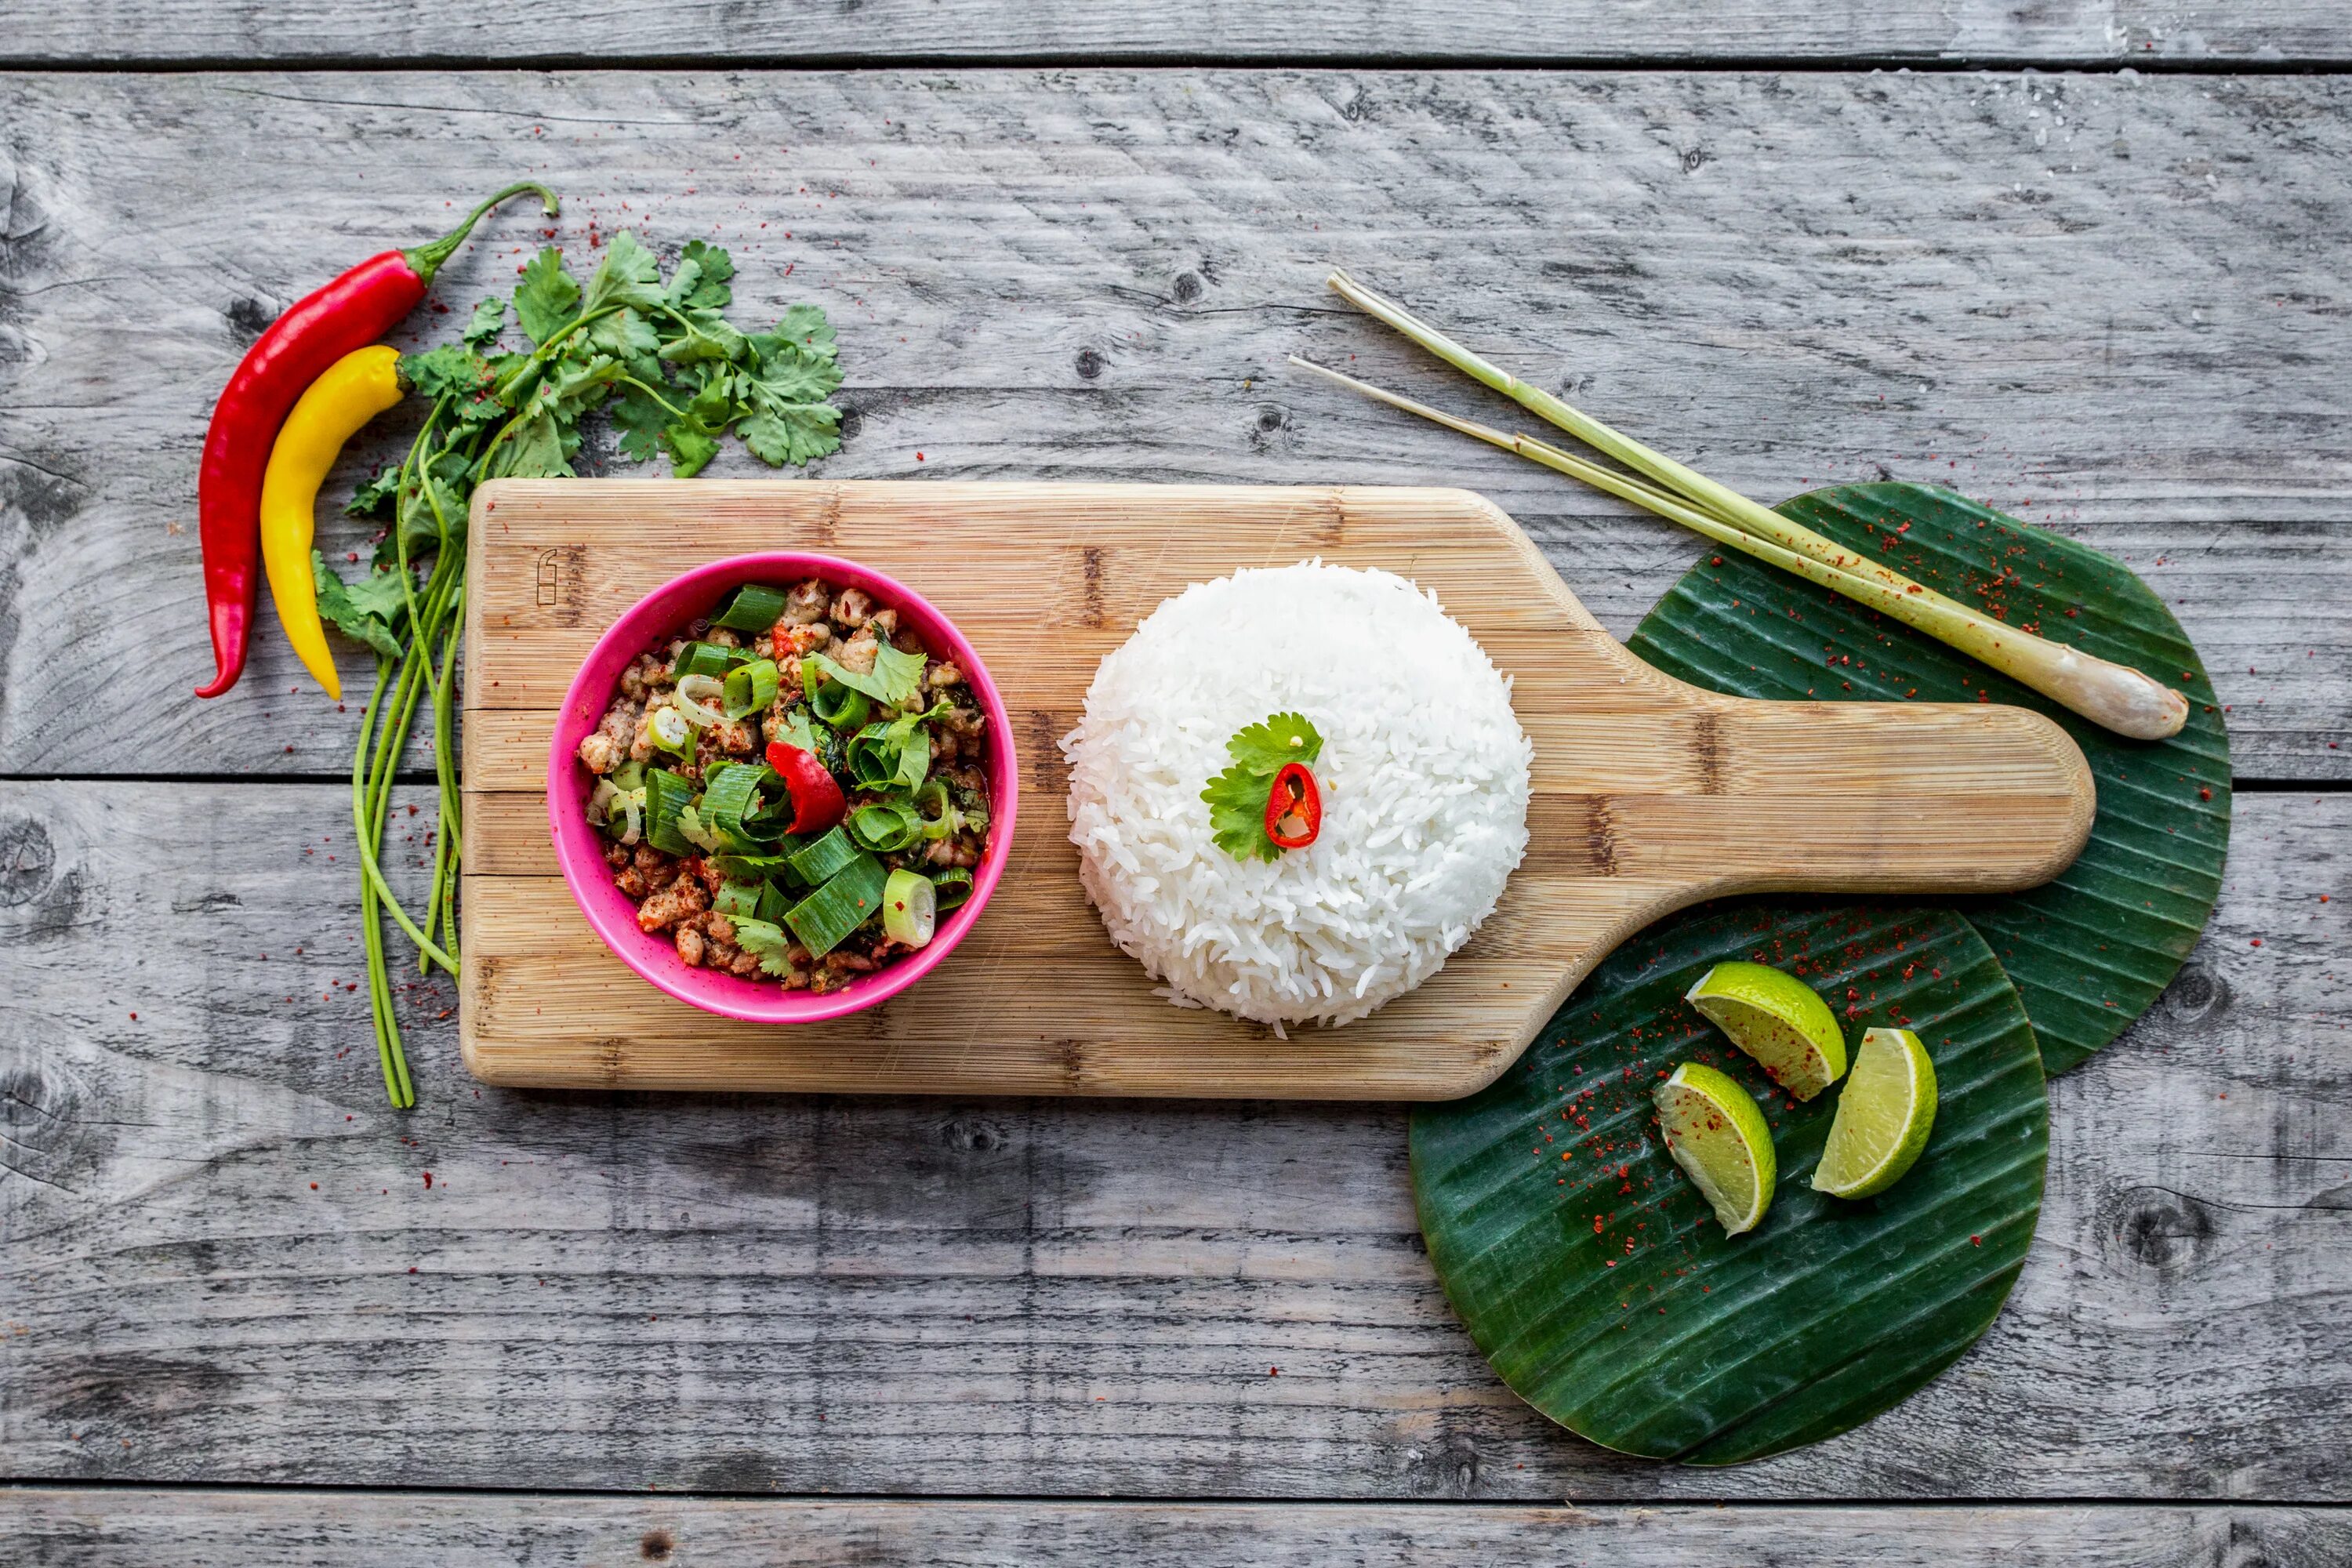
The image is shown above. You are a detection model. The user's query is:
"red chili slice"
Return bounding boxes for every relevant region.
[1264,761,1320,850]
[766,740,847,834]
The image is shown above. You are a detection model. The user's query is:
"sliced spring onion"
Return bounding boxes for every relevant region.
[754,880,792,927]
[673,641,743,680]
[913,779,956,840]
[699,761,764,844]
[610,757,647,792]
[803,657,874,730]
[848,699,949,792]
[723,658,779,721]
[586,777,622,826]
[848,801,920,852]
[783,853,890,957]
[674,673,729,728]
[882,868,937,949]
[713,583,792,633]
[930,866,974,911]
[644,768,698,857]
[714,881,763,920]
[675,800,724,854]
[610,786,645,845]
[786,825,860,885]
[727,915,799,978]
[648,704,693,755]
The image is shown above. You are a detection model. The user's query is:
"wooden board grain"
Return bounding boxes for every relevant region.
[5,1491,2347,1568]
[5,0,2346,66]
[0,784,2343,1498]
[461,479,2091,1097]
[2,71,2348,784]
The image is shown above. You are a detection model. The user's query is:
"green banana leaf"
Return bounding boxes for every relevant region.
[1411,902,2045,1464]
[1628,482,2230,1073]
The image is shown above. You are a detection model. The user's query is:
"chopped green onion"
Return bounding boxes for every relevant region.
[714,881,763,920]
[807,644,924,710]
[930,866,974,911]
[783,853,890,957]
[673,641,742,680]
[610,757,647,792]
[848,700,949,793]
[786,825,860,885]
[913,779,955,840]
[727,915,800,978]
[586,777,621,827]
[644,768,698,857]
[754,880,792,927]
[723,658,779,720]
[609,786,645,846]
[713,583,791,633]
[848,801,920,852]
[648,705,693,756]
[699,761,764,844]
[882,868,936,949]
[674,673,729,728]
[804,658,873,730]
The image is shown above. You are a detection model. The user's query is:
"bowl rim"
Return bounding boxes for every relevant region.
[544,550,1018,1025]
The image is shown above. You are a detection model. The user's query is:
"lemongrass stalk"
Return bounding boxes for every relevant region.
[1315,276,2190,740]
[1289,354,2051,661]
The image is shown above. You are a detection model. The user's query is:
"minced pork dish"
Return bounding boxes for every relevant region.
[575,575,992,992]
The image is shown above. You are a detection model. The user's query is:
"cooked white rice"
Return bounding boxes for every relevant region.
[1061,561,1533,1029]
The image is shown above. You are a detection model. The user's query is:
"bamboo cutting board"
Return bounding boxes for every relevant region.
[459,481,2092,1099]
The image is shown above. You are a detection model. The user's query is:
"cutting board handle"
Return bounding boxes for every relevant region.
[1575,697,2096,897]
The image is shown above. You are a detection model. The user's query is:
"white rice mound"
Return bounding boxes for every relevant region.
[1062,561,1533,1029]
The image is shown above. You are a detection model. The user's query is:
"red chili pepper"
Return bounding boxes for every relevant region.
[193,182,558,698]
[766,741,848,834]
[1264,761,1321,850]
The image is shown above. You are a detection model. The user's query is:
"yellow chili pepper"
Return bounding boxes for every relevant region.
[260,344,405,700]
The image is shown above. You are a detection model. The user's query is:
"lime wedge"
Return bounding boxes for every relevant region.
[1811,1027,1939,1200]
[1653,1062,1777,1236]
[1685,960,1848,1102]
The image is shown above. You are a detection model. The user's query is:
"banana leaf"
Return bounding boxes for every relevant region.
[1411,901,2045,1465]
[1628,482,2230,1073]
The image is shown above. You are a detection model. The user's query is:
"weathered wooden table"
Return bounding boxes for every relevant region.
[3,9,2348,1563]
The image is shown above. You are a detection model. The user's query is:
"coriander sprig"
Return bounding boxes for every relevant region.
[314,229,849,1106]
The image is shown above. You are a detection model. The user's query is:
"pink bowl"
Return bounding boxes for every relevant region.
[546,552,1018,1025]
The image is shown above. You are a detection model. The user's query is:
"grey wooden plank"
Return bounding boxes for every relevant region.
[0,780,2343,1497]
[0,1,2345,67]
[0,70,2346,781]
[5,1491,2350,1568]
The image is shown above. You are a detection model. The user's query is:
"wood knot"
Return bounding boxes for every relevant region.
[1583,797,1621,876]
[2110,1185,2216,1272]
[639,1527,676,1561]
[1074,347,1104,380]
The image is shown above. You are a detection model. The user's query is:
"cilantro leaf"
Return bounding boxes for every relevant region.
[607,382,673,464]
[314,551,410,659]
[582,230,662,314]
[400,344,494,402]
[660,376,734,477]
[673,240,735,310]
[344,466,401,519]
[513,248,580,346]
[485,406,579,480]
[1200,713,1323,862]
[586,306,662,379]
[743,339,844,405]
[656,307,749,365]
[739,401,842,468]
[540,351,623,421]
[759,303,837,362]
[463,296,506,347]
